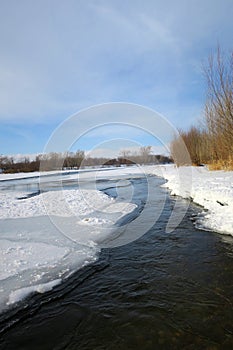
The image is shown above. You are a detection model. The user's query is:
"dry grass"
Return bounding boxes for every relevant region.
[208,158,233,171]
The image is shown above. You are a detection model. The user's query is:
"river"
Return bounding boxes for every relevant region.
[0,173,233,349]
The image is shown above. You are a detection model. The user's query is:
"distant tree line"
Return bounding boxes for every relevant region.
[0,151,85,173]
[0,146,172,173]
[0,155,41,174]
[100,155,172,167]
[118,146,172,165]
[171,47,233,169]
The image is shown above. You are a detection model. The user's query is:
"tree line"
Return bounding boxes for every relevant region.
[171,47,233,170]
[0,147,172,173]
[0,151,85,173]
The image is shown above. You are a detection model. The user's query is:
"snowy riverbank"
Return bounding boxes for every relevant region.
[145,165,233,236]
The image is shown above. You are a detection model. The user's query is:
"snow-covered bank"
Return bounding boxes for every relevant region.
[145,165,233,236]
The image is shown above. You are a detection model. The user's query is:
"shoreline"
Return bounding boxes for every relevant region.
[144,165,233,236]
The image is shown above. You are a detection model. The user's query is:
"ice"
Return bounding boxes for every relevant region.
[0,225,99,311]
[0,240,70,281]
[7,279,61,305]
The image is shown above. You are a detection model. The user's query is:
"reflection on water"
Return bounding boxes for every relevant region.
[0,175,233,349]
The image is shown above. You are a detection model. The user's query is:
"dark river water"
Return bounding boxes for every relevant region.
[0,174,233,349]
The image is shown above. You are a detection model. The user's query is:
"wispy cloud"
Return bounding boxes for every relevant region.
[0,0,232,154]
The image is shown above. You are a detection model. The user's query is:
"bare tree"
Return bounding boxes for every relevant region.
[204,47,233,166]
[139,146,152,164]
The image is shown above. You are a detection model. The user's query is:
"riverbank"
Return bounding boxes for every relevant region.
[145,165,233,236]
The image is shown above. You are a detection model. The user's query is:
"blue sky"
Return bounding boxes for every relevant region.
[0,0,232,157]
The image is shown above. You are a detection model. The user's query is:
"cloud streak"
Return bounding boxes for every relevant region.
[0,0,232,154]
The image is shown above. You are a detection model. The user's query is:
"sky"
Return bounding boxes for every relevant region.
[0,0,232,158]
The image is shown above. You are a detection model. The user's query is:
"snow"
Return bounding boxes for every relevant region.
[0,189,135,220]
[0,240,70,280]
[0,166,121,182]
[145,165,233,236]
[0,170,53,181]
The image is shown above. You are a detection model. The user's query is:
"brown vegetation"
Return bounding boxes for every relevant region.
[0,152,85,173]
[171,47,233,170]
